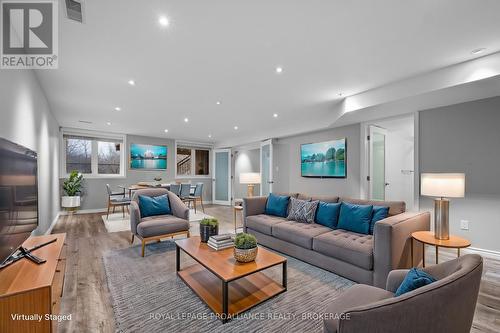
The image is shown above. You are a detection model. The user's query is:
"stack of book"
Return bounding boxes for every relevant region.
[207,234,234,251]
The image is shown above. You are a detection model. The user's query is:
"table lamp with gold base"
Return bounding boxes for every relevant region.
[421,173,465,240]
[240,172,261,197]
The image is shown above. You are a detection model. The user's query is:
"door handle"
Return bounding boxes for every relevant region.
[384,182,390,186]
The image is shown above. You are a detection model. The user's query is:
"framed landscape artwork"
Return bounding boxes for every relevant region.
[301,138,346,178]
[130,143,167,170]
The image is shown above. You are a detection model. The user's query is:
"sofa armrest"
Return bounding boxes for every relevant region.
[168,192,189,220]
[373,211,430,288]
[386,269,410,293]
[242,196,267,231]
[130,201,141,235]
[243,196,267,217]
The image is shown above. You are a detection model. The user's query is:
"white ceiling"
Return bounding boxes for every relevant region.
[35,0,500,146]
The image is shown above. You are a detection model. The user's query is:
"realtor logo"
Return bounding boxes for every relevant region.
[1,0,58,69]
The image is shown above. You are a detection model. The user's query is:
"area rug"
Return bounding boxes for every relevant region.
[102,210,214,233]
[103,241,354,333]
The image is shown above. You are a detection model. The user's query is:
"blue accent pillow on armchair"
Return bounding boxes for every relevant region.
[395,268,437,296]
[337,202,373,234]
[370,206,390,234]
[138,194,171,218]
[265,193,290,217]
[315,202,341,228]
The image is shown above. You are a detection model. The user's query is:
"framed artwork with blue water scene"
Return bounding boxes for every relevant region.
[130,143,167,170]
[301,138,346,178]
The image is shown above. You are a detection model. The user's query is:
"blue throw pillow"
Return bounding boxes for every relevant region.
[370,206,389,234]
[315,202,341,228]
[138,194,171,218]
[265,193,290,217]
[337,202,373,234]
[395,268,437,296]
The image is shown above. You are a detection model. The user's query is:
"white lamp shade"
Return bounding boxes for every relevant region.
[421,173,465,198]
[240,172,261,184]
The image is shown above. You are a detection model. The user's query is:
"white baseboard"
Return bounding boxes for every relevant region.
[45,212,61,235]
[59,208,107,215]
[464,247,500,260]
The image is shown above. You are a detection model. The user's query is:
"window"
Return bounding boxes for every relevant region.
[195,150,209,175]
[176,148,192,176]
[65,138,92,174]
[176,147,210,177]
[62,132,125,177]
[98,141,121,174]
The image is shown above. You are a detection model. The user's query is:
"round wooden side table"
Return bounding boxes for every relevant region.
[411,231,471,267]
[233,205,244,233]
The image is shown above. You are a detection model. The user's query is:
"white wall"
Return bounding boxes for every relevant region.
[0,70,60,235]
[233,148,260,199]
[75,135,213,210]
[361,114,415,210]
[273,124,361,197]
[419,96,500,252]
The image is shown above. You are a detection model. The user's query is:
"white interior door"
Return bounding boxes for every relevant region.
[212,149,232,205]
[369,126,388,200]
[260,140,273,196]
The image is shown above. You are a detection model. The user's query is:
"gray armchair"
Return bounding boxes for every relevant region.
[324,254,483,333]
[130,188,190,257]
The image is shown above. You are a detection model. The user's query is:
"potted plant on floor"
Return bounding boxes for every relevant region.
[234,232,258,263]
[200,218,218,242]
[61,170,83,211]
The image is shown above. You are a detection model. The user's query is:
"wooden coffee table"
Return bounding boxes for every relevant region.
[175,236,287,323]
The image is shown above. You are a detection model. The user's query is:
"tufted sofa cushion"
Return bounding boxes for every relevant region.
[246,214,287,235]
[272,220,332,249]
[313,229,374,270]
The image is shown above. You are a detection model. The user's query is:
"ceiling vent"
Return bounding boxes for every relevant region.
[65,0,84,23]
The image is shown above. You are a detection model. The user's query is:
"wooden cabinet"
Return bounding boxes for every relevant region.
[0,233,67,333]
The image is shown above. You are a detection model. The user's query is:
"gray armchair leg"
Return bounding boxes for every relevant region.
[131,233,135,244]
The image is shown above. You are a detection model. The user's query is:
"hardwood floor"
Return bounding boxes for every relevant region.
[51,205,500,333]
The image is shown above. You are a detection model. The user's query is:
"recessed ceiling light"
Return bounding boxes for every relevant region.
[216,101,221,105]
[158,16,169,27]
[164,129,169,133]
[106,122,112,126]
[208,134,212,138]
[184,117,189,123]
[275,66,283,74]
[114,107,121,111]
[273,113,278,118]
[128,80,135,86]
[471,48,486,55]
[234,126,238,130]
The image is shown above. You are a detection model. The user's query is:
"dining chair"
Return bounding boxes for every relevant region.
[106,184,131,219]
[180,183,195,210]
[169,184,181,196]
[189,183,204,213]
[180,183,191,198]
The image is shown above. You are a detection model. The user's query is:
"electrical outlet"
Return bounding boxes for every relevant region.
[460,220,469,230]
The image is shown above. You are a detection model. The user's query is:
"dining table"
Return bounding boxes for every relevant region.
[118,183,196,198]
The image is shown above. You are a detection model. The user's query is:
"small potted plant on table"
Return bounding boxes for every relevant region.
[199,218,218,242]
[61,170,83,211]
[234,233,258,263]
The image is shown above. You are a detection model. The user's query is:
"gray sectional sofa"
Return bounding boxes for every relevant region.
[243,193,430,287]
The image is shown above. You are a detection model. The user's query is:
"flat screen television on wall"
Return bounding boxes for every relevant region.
[130,143,167,170]
[301,138,346,178]
[0,137,38,266]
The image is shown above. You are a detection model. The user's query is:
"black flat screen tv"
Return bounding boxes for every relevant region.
[0,137,38,266]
